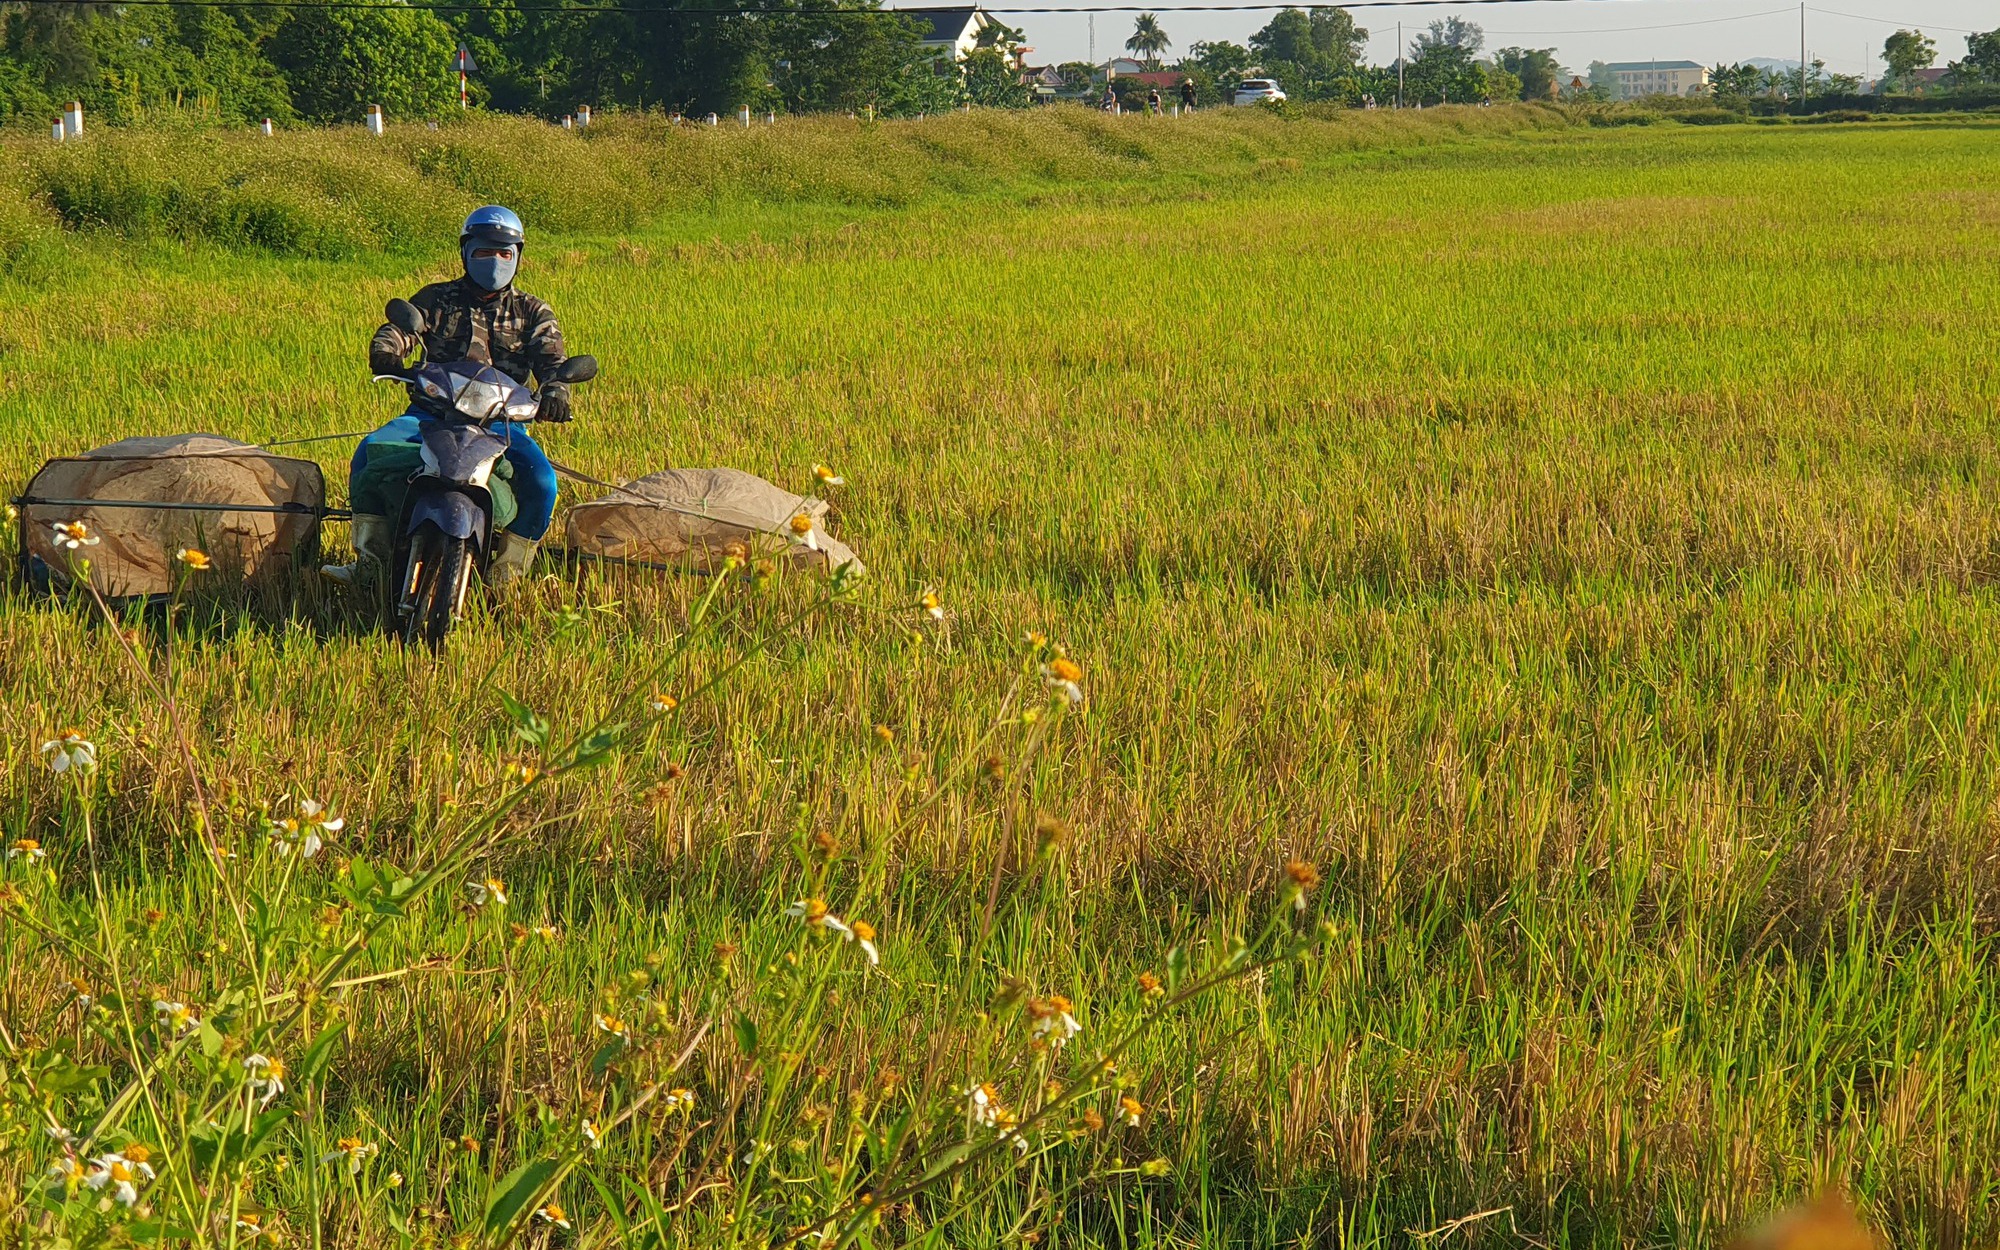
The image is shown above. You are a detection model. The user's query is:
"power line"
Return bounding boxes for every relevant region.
[1805,5,1973,33]
[1486,5,1791,36]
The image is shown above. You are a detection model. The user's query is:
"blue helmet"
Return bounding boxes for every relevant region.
[460,205,524,250]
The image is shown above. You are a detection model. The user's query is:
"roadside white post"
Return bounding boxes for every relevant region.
[261,117,274,136]
[766,110,775,124]
[578,104,592,126]
[51,117,64,142]
[562,114,573,128]
[65,101,83,137]
[739,104,750,127]
[366,104,385,135]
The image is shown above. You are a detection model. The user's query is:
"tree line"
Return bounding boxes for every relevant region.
[1,2,1995,128]
[1157,12,2000,109]
[0,0,982,126]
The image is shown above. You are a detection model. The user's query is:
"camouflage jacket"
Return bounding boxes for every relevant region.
[368,277,565,387]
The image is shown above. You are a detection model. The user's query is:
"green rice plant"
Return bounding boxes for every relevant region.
[3,112,2000,1246]
[4,542,1328,1246]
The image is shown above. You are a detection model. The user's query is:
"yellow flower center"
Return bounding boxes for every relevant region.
[123,1144,151,1164]
[789,513,813,535]
[110,1161,133,1182]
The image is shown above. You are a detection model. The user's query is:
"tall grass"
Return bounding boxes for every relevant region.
[4,113,2000,1245]
[0,105,1578,260]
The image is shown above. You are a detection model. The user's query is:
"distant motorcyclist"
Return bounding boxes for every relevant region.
[324,204,571,590]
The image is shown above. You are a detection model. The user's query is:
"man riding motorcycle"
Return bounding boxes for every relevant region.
[324,205,572,590]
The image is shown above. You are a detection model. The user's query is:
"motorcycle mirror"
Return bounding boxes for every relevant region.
[552,355,597,384]
[386,298,427,337]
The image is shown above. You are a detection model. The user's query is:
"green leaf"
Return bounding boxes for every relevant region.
[732,1011,759,1058]
[590,1039,624,1076]
[198,1020,226,1059]
[1224,935,1250,970]
[296,1022,346,1081]
[1164,945,1188,990]
[916,1143,971,1186]
[348,859,378,895]
[567,724,624,770]
[484,1158,559,1236]
[125,1219,197,1241]
[501,691,550,748]
[243,1107,293,1158]
[38,1056,110,1094]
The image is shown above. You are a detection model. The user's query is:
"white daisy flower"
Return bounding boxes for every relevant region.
[153,1000,201,1034]
[535,1202,572,1229]
[51,521,101,551]
[319,1137,377,1175]
[40,731,97,775]
[467,877,509,907]
[967,1083,1002,1128]
[784,898,851,937]
[851,920,880,966]
[243,1053,287,1108]
[83,1146,155,1207]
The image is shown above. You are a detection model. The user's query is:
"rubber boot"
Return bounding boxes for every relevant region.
[321,514,393,588]
[486,530,541,591]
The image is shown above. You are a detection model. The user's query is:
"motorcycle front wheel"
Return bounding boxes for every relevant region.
[399,523,475,650]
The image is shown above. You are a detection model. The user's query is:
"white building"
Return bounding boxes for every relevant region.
[900,6,997,62]
[1604,60,1710,99]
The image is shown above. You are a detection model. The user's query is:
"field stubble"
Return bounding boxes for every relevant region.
[3,109,2000,1246]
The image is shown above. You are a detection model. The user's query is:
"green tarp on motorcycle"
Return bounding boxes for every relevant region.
[350,439,518,535]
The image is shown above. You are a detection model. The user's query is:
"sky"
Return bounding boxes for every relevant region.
[958,0,1992,79]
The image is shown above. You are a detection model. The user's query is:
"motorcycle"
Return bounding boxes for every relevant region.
[373,297,597,647]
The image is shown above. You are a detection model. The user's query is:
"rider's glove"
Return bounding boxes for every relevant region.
[536,381,573,424]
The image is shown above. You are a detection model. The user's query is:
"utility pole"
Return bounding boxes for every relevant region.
[1799,2,1807,111]
[1089,14,1095,68]
[1397,20,1403,107]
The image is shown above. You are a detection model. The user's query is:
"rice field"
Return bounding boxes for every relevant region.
[3,108,1999,1247]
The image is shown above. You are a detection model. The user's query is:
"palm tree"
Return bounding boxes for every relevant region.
[1125,14,1171,70]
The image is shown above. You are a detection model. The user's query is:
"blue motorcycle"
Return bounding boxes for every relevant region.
[374,298,596,647]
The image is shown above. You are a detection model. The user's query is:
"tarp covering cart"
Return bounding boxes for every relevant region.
[13,434,336,601]
[564,467,863,576]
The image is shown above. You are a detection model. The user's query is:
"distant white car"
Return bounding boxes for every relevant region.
[1233,79,1287,106]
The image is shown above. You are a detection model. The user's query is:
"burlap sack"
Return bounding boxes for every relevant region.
[20,434,324,599]
[563,467,862,575]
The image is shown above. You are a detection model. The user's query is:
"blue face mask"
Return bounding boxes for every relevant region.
[463,241,518,292]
